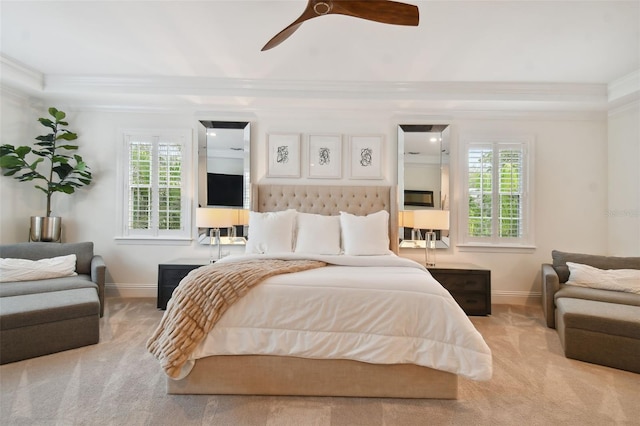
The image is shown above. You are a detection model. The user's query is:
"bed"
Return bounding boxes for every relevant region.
[150,184,492,399]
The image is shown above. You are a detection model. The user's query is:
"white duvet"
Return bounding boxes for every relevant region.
[183,253,492,381]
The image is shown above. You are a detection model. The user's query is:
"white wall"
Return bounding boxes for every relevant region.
[607,102,640,256]
[1,95,612,304]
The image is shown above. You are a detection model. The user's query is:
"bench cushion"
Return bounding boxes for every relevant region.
[0,274,96,298]
[0,288,99,331]
[556,298,640,340]
[556,285,640,308]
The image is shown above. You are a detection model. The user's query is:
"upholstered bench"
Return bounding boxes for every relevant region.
[555,297,640,374]
[0,288,100,364]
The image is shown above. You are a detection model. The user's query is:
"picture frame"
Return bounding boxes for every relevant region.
[267,133,301,178]
[349,134,383,179]
[308,134,342,179]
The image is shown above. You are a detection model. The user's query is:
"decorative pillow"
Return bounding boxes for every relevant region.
[295,212,341,255]
[245,209,297,254]
[339,210,390,256]
[566,262,640,294]
[0,254,78,283]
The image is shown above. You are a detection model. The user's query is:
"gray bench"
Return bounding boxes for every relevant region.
[0,288,100,364]
[556,298,640,373]
[0,242,105,364]
[542,250,640,374]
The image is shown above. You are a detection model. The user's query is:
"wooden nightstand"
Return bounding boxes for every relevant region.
[427,263,491,316]
[157,258,210,310]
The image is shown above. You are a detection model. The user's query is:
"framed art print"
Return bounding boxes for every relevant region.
[267,133,300,177]
[308,134,342,179]
[349,135,383,179]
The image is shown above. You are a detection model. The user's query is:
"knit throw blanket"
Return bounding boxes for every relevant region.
[147,258,326,379]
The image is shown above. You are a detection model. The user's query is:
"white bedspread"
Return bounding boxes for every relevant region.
[184,253,493,381]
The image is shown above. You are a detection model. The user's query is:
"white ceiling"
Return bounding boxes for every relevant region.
[1,0,638,112]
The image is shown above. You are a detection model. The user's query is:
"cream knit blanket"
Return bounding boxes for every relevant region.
[147,258,326,378]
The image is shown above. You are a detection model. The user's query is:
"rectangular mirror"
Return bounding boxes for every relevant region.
[398,124,450,249]
[198,121,250,245]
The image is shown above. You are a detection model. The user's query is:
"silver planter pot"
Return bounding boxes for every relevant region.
[30,216,62,242]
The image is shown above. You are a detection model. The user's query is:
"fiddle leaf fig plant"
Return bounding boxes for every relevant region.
[0,107,92,217]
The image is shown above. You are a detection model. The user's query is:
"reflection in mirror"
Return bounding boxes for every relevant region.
[198,121,250,245]
[398,124,450,249]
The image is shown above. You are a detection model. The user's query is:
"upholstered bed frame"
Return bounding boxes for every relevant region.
[167,184,458,398]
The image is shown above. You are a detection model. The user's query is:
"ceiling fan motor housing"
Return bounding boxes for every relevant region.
[313,1,332,15]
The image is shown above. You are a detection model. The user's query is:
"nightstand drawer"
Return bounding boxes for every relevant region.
[427,265,491,316]
[450,293,488,316]
[157,261,208,310]
[430,273,487,293]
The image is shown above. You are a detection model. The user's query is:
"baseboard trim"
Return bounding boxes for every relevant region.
[106,283,156,298]
[492,291,541,306]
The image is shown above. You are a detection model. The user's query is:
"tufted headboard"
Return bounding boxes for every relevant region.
[251,184,399,253]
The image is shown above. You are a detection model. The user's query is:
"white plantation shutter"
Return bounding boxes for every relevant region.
[462,137,533,247]
[121,130,191,240]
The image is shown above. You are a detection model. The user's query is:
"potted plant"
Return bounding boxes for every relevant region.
[0,107,92,241]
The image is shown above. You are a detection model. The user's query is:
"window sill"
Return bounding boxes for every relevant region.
[456,243,536,253]
[114,237,193,246]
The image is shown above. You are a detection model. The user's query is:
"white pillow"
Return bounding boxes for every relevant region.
[0,254,78,283]
[245,209,297,254]
[566,262,640,294]
[295,212,342,255]
[339,210,390,256]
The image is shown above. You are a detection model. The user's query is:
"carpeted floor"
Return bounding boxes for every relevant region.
[0,298,638,426]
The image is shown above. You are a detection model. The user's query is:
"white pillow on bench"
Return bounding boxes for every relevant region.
[0,254,78,283]
[566,262,640,294]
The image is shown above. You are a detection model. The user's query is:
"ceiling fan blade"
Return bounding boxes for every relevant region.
[261,1,321,51]
[331,0,419,26]
[262,1,419,51]
[261,22,305,51]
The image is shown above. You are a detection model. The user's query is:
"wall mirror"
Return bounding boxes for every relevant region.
[398,124,450,249]
[197,120,250,244]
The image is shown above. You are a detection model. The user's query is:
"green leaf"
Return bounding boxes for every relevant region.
[54,110,66,121]
[0,156,22,168]
[38,118,55,130]
[57,145,79,150]
[16,146,32,157]
[36,134,55,142]
[57,132,78,141]
[48,107,58,117]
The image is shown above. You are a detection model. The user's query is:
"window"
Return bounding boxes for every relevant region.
[118,129,192,242]
[460,136,534,248]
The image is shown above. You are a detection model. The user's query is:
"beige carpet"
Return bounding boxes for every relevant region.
[1,298,638,426]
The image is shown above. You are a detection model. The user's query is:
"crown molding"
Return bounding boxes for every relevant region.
[43,74,606,103]
[0,53,609,114]
[608,70,640,110]
[0,55,44,94]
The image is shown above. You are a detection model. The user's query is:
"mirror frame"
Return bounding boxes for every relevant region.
[398,124,450,249]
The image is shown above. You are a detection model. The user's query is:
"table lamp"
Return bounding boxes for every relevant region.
[229,209,249,242]
[412,210,450,267]
[399,210,423,242]
[196,208,235,262]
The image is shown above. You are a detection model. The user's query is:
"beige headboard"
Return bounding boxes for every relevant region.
[251,184,399,253]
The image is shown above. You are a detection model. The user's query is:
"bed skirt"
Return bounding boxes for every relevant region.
[167,355,458,399]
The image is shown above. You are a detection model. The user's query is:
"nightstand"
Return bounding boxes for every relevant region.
[157,258,210,310]
[427,263,491,316]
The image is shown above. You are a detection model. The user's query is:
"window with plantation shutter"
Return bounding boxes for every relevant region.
[118,129,192,242]
[460,136,534,249]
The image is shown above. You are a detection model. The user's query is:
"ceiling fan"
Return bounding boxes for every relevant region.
[262,0,420,51]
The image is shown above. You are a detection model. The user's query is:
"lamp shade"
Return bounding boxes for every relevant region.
[196,208,236,228]
[398,210,415,228]
[412,210,450,230]
[233,209,250,226]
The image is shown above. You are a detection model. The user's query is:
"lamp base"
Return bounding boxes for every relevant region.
[425,231,437,267]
